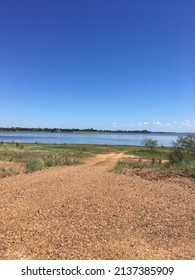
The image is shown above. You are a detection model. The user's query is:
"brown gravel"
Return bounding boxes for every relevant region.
[0,153,194,260]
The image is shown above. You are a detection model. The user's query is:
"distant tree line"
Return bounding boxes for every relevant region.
[0,127,152,134]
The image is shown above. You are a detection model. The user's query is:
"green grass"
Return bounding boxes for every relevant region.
[112,147,195,178]
[112,159,168,174]
[0,143,131,173]
[168,160,195,177]
[0,143,88,172]
[125,146,170,160]
[0,143,194,177]
[25,157,80,172]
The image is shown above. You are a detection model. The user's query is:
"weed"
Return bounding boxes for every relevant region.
[26,159,45,172]
[0,166,19,177]
[113,159,167,174]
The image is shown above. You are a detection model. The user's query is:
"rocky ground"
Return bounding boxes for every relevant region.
[0,153,194,259]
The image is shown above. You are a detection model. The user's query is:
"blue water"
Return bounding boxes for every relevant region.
[0,131,194,147]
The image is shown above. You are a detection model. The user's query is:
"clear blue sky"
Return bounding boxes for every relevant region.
[0,0,195,132]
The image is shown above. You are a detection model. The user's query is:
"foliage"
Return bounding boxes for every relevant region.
[173,135,195,150]
[0,143,131,173]
[142,138,158,151]
[26,159,45,172]
[169,148,185,164]
[25,157,80,173]
[168,135,195,177]
[112,159,167,174]
[0,141,194,177]
[170,135,195,162]
[112,136,195,178]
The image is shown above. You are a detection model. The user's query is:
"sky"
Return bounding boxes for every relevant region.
[0,0,195,132]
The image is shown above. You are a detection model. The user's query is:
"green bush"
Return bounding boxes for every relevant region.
[15,142,20,147]
[169,148,185,164]
[168,135,195,177]
[173,135,195,150]
[142,138,158,151]
[44,158,57,167]
[26,159,45,172]
[182,161,195,177]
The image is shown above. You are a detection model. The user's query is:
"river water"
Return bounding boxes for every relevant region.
[0,131,193,147]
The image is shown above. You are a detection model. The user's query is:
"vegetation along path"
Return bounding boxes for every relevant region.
[0,152,194,259]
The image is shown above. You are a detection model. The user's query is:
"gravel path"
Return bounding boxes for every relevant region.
[0,153,194,259]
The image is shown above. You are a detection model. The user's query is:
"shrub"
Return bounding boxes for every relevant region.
[26,159,45,172]
[142,138,158,151]
[44,158,57,167]
[170,135,195,163]
[182,161,195,177]
[169,148,185,164]
[173,135,195,150]
[168,135,195,177]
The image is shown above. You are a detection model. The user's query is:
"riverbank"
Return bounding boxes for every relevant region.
[0,127,152,133]
[0,142,170,176]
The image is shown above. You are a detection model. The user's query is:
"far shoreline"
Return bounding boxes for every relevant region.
[0,127,194,134]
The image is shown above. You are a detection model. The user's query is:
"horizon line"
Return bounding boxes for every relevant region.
[0,126,195,134]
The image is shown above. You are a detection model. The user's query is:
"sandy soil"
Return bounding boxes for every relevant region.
[0,153,194,260]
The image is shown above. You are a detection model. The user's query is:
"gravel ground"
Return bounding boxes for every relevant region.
[0,154,194,260]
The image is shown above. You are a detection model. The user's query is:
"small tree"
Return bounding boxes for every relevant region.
[173,135,195,151]
[142,138,158,151]
[169,135,195,164]
[169,148,184,164]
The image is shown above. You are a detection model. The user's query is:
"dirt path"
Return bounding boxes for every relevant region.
[84,152,130,166]
[0,153,194,259]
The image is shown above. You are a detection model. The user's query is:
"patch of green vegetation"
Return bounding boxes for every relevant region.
[26,159,45,172]
[113,136,195,178]
[1,137,194,177]
[167,136,195,177]
[125,146,170,160]
[0,143,131,161]
[112,159,168,174]
[0,143,130,173]
[168,156,195,177]
[0,143,83,173]
[142,138,158,151]
[25,156,80,173]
